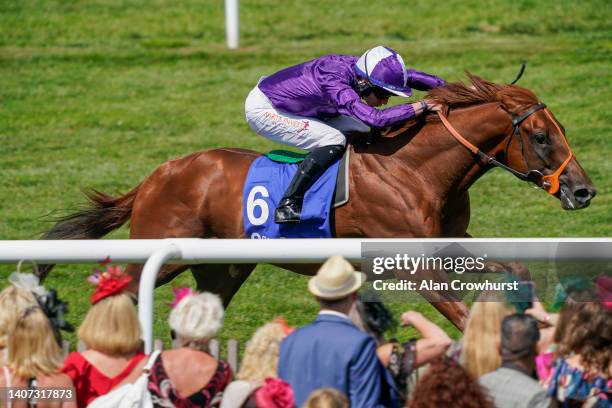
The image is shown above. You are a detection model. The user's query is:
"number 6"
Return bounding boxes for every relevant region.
[247,185,270,226]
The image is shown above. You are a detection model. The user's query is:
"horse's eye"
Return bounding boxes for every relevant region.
[534,133,548,145]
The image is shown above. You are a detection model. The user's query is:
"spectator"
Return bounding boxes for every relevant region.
[527,277,593,357]
[148,288,232,407]
[238,318,292,383]
[1,305,77,408]
[408,356,493,408]
[527,287,593,383]
[232,377,294,408]
[479,314,552,408]
[0,284,36,365]
[550,287,594,347]
[278,255,399,407]
[351,294,451,404]
[548,300,611,407]
[302,388,349,408]
[459,291,513,377]
[62,266,146,407]
[221,319,294,408]
[525,300,559,353]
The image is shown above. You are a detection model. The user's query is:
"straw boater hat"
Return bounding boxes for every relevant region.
[308,256,366,300]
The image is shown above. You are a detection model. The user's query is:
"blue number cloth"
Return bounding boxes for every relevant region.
[243,156,340,239]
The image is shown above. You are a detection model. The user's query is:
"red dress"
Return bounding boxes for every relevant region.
[62,351,146,408]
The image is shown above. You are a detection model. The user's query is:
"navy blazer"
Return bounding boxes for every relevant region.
[278,313,399,407]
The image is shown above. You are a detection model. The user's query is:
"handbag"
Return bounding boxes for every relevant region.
[87,350,161,408]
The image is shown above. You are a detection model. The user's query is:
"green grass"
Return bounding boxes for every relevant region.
[1,0,610,351]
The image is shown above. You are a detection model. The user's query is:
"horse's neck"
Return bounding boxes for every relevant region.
[353,103,511,200]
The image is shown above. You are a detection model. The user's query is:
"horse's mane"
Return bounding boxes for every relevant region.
[426,72,540,116]
[371,72,543,141]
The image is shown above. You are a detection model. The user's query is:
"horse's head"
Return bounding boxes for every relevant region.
[497,86,596,210]
[429,74,596,210]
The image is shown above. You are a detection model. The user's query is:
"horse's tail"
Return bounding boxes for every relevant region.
[38,184,141,280]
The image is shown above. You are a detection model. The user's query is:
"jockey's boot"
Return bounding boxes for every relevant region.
[275,144,345,224]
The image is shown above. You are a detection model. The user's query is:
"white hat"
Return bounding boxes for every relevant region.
[308,255,366,300]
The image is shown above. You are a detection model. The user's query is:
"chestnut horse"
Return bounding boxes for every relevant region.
[40,75,596,330]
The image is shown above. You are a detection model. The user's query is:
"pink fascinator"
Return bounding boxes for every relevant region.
[255,377,295,408]
[170,287,195,308]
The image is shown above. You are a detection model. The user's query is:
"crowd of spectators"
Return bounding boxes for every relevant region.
[0,257,610,408]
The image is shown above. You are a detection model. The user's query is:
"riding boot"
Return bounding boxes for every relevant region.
[275,144,345,224]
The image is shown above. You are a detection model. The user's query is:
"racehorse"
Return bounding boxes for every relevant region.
[39,74,596,330]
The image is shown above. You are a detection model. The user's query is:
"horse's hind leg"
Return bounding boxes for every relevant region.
[124,188,208,292]
[190,263,256,307]
[125,263,192,294]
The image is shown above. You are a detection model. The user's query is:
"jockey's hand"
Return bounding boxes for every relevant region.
[425,99,443,112]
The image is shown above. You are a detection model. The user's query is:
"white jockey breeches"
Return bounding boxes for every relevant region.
[245,85,369,151]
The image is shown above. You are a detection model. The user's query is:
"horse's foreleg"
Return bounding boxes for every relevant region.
[395,266,469,331]
[430,301,469,331]
[416,283,469,331]
[190,264,256,307]
[279,262,470,331]
[461,233,532,281]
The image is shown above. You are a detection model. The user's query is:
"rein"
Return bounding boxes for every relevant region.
[437,104,574,195]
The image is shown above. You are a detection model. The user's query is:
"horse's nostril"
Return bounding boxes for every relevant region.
[573,187,596,204]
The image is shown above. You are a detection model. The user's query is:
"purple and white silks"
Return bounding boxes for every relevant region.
[258,54,445,129]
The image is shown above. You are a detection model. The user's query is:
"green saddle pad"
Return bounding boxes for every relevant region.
[266,149,307,164]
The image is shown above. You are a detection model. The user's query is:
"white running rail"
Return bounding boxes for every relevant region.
[1,238,610,352]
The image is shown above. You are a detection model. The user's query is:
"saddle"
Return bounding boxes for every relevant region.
[242,149,350,239]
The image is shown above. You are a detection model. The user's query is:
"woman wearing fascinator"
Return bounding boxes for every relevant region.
[146,288,232,408]
[0,279,37,367]
[0,271,76,407]
[61,264,147,408]
[221,318,295,408]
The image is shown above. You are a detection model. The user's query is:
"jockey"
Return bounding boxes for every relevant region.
[245,45,445,224]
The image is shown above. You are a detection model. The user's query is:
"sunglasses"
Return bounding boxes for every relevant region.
[372,86,393,100]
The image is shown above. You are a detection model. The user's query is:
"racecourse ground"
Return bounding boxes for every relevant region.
[1,0,610,348]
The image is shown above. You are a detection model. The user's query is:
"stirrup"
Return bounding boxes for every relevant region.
[274,198,302,224]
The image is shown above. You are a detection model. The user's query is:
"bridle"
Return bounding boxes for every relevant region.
[437,103,574,195]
